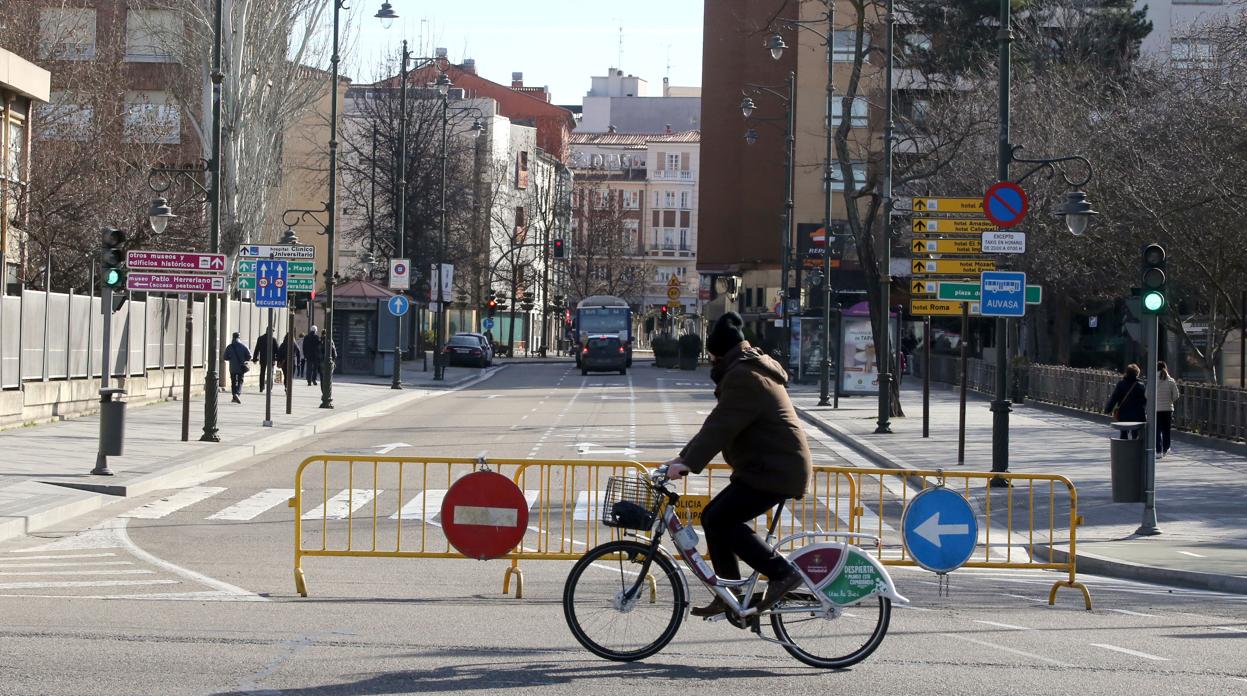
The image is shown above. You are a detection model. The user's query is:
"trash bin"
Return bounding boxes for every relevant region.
[98,388,127,457]
[1109,422,1144,503]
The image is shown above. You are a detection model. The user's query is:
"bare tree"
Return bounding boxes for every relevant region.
[567,181,650,305]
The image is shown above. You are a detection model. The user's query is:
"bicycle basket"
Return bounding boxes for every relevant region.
[601,476,661,530]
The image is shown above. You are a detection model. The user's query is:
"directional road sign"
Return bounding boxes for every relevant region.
[127,251,226,273]
[238,260,314,276]
[983,181,1029,229]
[910,280,937,296]
[254,259,288,308]
[127,273,226,294]
[910,299,980,316]
[911,238,981,255]
[980,271,1027,317]
[906,197,983,214]
[911,218,997,234]
[238,244,316,260]
[912,259,996,276]
[982,231,1027,254]
[440,470,529,560]
[902,487,979,573]
[237,276,314,292]
[938,281,1041,304]
[482,317,495,330]
[387,295,410,317]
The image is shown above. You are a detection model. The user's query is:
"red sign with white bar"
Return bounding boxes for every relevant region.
[440,470,529,560]
[127,250,227,273]
[126,273,227,294]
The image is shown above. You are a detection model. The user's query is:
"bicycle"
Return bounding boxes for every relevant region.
[562,466,907,668]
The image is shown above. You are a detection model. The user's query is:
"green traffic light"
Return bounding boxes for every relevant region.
[105,269,121,286]
[1142,290,1165,313]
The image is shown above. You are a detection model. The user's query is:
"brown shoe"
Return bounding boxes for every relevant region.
[690,595,735,617]
[757,571,804,613]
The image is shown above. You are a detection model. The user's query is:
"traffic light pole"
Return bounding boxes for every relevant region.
[1139,310,1160,535]
[92,283,114,476]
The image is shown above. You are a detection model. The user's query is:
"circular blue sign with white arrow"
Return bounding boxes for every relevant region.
[388,295,410,317]
[901,486,979,573]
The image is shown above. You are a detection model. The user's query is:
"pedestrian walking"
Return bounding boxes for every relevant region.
[276,333,299,388]
[252,329,279,392]
[222,332,251,403]
[664,312,812,617]
[295,332,306,378]
[1104,363,1147,438]
[303,326,323,385]
[1156,361,1180,456]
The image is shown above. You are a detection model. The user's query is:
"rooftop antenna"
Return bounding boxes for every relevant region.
[616,20,624,70]
[665,44,672,81]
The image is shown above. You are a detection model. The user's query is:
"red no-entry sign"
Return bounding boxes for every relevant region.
[440,471,529,560]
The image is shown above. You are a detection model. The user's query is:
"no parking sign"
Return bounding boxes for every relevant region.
[389,259,410,290]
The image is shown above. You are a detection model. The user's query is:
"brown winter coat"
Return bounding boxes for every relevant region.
[679,343,812,498]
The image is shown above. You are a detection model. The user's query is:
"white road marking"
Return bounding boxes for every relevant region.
[573,490,598,521]
[0,579,179,590]
[1176,550,1206,558]
[121,487,228,519]
[1004,593,1044,603]
[0,561,132,568]
[112,518,264,601]
[487,395,499,399]
[1106,609,1158,617]
[390,489,447,521]
[208,489,296,521]
[1214,626,1247,633]
[974,620,1031,631]
[0,569,155,576]
[302,489,379,520]
[941,633,1071,667]
[1090,643,1169,661]
[0,553,118,561]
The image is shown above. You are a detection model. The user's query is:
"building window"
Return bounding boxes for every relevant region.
[514,206,527,243]
[679,191,689,209]
[745,287,754,309]
[829,162,868,192]
[679,228,688,251]
[665,153,681,171]
[828,96,869,128]
[624,219,640,249]
[662,228,676,250]
[833,30,869,62]
[37,93,93,141]
[39,8,97,60]
[516,150,530,189]
[664,191,676,208]
[124,90,181,144]
[125,9,180,62]
[1171,39,1215,69]
[653,191,661,208]
[623,190,639,209]
[755,287,764,309]
[6,120,26,184]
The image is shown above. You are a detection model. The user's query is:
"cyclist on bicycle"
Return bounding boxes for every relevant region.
[665,311,812,617]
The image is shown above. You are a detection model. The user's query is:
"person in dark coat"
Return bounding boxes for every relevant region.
[1105,363,1147,438]
[222,332,251,403]
[252,329,279,392]
[276,333,300,388]
[666,312,813,617]
[303,326,323,385]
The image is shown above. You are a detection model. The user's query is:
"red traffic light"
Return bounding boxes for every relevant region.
[552,239,565,258]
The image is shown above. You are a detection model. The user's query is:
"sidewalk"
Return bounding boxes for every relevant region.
[792,381,1247,594]
[0,362,497,543]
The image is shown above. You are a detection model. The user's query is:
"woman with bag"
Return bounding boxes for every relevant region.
[1156,361,1180,456]
[1104,363,1146,438]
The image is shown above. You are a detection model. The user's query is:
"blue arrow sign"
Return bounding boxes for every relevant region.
[901,487,978,573]
[980,270,1027,318]
[255,259,288,308]
[482,317,495,330]
[388,295,410,317]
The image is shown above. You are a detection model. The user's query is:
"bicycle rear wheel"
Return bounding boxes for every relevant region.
[563,540,687,662]
[770,593,891,669]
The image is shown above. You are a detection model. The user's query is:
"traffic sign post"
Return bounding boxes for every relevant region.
[901,487,979,574]
[254,259,288,309]
[238,244,315,260]
[238,260,314,275]
[938,281,1041,304]
[127,273,227,294]
[912,259,996,276]
[440,470,530,560]
[903,197,984,214]
[910,300,980,316]
[387,295,410,316]
[912,238,981,255]
[127,251,227,273]
[982,182,1029,229]
[982,231,1026,254]
[911,218,997,234]
[389,259,410,290]
[980,271,1027,318]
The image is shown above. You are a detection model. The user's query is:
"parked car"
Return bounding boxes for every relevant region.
[444,335,489,368]
[581,335,627,376]
[454,332,494,366]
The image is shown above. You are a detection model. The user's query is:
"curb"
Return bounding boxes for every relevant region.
[795,406,908,472]
[1034,544,1247,596]
[0,366,505,543]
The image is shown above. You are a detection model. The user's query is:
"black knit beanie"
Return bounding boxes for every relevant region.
[706,312,746,357]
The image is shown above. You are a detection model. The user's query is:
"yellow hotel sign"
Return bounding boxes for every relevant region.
[910,197,984,214]
[911,300,981,316]
[912,259,997,275]
[911,217,997,233]
[912,238,982,255]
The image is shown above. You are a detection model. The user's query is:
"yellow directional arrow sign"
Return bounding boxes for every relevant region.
[910,280,937,296]
[910,300,981,316]
[911,217,996,234]
[910,197,983,214]
[911,259,997,275]
[911,238,982,255]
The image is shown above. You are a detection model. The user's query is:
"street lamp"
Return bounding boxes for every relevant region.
[767,33,788,61]
[373,2,397,29]
[744,128,758,145]
[739,97,756,119]
[147,198,175,235]
[1056,189,1098,236]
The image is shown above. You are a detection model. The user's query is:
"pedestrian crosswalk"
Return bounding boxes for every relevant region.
[208,488,295,521]
[120,487,227,520]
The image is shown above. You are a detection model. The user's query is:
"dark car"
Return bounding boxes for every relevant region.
[443,335,489,368]
[581,335,627,376]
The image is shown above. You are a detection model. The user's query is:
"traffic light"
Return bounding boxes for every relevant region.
[100,227,127,291]
[552,239,565,259]
[486,289,498,316]
[1140,243,1166,314]
[660,305,668,319]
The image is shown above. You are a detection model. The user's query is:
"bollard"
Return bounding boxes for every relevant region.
[93,387,127,475]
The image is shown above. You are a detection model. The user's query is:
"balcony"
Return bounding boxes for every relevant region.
[651,170,694,181]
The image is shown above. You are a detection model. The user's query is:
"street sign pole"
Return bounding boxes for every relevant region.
[922,315,930,438]
[1138,311,1161,535]
[958,301,969,465]
[286,299,294,416]
[993,0,1015,487]
[181,296,193,442]
[92,282,114,476]
[263,309,274,428]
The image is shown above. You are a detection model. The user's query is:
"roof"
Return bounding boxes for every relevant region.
[332,279,396,299]
[570,130,700,146]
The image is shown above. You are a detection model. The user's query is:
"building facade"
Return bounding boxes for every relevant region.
[577,67,702,134]
[1136,0,1237,63]
[1,48,51,293]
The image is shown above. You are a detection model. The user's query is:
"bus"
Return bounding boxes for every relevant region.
[573,295,633,368]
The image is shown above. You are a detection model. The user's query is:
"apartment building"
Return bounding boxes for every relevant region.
[1,47,51,292]
[1137,0,1237,64]
[576,67,702,134]
[568,130,700,314]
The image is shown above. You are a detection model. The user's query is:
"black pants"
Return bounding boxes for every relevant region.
[1157,411,1173,452]
[306,360,320,385]
[257,361,272,390]
[229,371,244,398]
[700,480,792,581]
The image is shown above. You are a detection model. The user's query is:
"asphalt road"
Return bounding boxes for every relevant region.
[1,363,1245,695]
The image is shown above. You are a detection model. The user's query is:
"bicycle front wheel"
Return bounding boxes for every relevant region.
[770,594,891,669]
[563,540,687,662]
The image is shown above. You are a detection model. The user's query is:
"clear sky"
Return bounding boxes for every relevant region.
[345,0,705,105]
